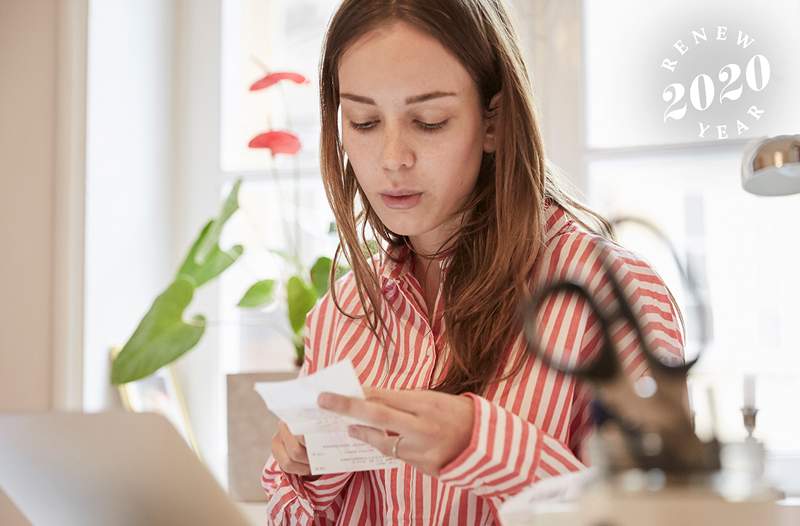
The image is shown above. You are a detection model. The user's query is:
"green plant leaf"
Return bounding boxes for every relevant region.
[286,276,317,334]
[111,277,206,384]
[177,219,244,288]
[195,179,242,262]
[237,279,276,308]
[310,257,332,297]
[309,256,349,296]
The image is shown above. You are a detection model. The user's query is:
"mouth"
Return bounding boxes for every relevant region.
[379,191,423,210]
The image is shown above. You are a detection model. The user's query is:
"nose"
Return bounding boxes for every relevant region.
[380,125,415,172]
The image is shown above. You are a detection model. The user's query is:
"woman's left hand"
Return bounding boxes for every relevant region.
[317,387,474,477]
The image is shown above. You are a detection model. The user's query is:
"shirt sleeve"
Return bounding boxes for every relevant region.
[261,293,355,525]
[435,234,686,509]
[435,392,585,500]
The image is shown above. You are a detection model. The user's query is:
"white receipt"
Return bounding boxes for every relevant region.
[255,359,403,475]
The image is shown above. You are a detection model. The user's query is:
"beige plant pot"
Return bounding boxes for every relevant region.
[226,370,299,502]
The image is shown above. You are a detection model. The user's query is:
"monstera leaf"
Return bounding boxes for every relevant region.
[177,220,244,288]
[112,180,244,384]
[178,180,244,287]
[111,277,205,384]
[193,179,242,263]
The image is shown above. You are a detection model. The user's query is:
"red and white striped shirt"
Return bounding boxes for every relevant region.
[261,199,685,525]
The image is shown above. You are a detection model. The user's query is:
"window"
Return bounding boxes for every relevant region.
[219,0,341,374]
[584,0,800,148]
[584,0,800,452]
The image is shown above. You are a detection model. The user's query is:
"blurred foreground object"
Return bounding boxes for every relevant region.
[508,243,796,523]
[501,132,800,523]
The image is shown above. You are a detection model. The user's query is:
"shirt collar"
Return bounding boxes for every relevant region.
[378,243,417,285]
[542,196,573,243]
[379,243,451,287]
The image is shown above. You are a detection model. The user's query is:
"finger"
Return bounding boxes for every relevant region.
[363,387,440,415]
[277,420,292,438]
[318,392,421,435]
[277,423,309,465]
[284,459,311,476]
[278,422,306,449]
[272,436,311,475]
[347,424,406,460]
[284,436,310,465]
[288,441,310,465]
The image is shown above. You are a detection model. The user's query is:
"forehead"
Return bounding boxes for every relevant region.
[338,21,474,104]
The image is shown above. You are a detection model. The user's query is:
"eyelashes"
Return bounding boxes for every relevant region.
[348,119,449,133]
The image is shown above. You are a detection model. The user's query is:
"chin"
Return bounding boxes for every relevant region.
[384,223,423,237]
[378,214,426,237]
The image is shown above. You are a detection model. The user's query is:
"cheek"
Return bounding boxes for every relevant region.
[342,124,375,153]
[342,134,374,187]
[436,135,484,196]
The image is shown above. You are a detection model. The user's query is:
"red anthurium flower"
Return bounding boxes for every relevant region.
[248,130,301,155]
[249,71,309,91]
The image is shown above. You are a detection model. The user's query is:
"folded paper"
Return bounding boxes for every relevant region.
[255,359,403,474]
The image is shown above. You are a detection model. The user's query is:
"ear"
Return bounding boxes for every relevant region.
[482,92,501,154]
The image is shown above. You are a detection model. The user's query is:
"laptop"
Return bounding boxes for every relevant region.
[0,412,252,526]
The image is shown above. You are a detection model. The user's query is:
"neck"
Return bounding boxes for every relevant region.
[407,214,462,259]
[411,251,442,318]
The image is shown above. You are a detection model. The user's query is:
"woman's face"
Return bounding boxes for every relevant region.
[338,21,497,253]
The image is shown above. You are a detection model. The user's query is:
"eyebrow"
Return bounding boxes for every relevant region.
[339,90,458,105]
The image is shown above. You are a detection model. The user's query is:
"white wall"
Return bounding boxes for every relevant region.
[171,0,228,486]
[83,0,176,411]
[511,0,587,194]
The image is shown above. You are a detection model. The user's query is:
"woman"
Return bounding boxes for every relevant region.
[262,0,685,524]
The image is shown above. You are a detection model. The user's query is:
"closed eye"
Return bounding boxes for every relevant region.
[349,120,449,133]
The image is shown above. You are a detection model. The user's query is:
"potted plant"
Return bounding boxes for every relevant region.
[110,178,348,384]
[112,66,342,384]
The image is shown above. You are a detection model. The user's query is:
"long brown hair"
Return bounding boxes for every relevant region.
[318,0,613,396]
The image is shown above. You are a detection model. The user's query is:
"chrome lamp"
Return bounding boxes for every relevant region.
[741,135,800,196]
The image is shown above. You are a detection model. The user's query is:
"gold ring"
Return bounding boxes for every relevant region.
[391,435,403,458]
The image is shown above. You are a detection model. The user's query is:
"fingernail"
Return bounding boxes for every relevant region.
[347,425,359,438]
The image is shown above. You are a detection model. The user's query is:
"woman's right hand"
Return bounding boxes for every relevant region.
[271,420,311,476]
